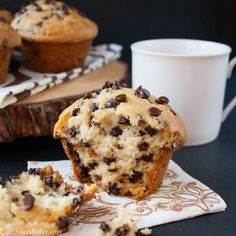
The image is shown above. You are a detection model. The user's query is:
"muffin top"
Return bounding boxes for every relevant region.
[54,82,186,150]
[0,20,21,50]
[0,8,13,24]
[11,0,98,43]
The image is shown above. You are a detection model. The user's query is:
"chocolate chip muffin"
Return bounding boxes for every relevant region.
[0,165,96,235]
[11,0,98,73]
[96,208,137,236]
[0,20,21,84]
[54,82,186,200]
[0,8,13,24]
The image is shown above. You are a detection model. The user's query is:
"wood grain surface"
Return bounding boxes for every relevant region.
[0,61,129,142]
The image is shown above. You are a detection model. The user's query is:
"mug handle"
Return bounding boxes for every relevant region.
[222,56,236,122]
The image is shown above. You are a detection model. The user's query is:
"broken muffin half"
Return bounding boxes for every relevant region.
[0,165,96,235]
[54,82,186,200]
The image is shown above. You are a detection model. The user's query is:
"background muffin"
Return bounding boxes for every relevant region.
[0,20,21,84]
[54,82,186,200]
[0,8,13,24]
[11,0,98,73]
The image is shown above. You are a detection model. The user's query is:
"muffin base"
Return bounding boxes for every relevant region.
[0,49,12,85]
[21,40,92,73]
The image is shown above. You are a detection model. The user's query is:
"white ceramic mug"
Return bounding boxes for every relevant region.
[131,39,236,146]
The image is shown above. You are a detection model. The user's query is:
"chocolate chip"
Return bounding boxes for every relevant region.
[141,153,154,162]
[170,108,176,116]
[135,86,150,99]
[111,81,121,90]
[102,81,120,90]
[61,3,71,15]
[42,16,49,20]
[65,140,72,149]
[0,176,6,187]
[12,197,19,202]
[137,114,145,125]
[129,170,143,183]
[115,94,127,103]
[103,157,116,166]
[91,103,99,112]
[115,224,130,236]
[67,127,79,138]
[105,99,118,108]
[100,222,111,232]
[149,107,162,117]
[88,162,98,170]
[21,190,30,195]
[83,92,92,99]
[0,17,6,23]
[156,96,169,104]
[108,183,120,195]
[44,176,53,187]
[118,116,130,125]
[108,168,118,172]
[137,142,149,151]
[82,141,91,148]
[58,216,73,232]
[8,176,19,182]
[72,108,80,116]
[32,2,42,11]
[139,130,146,136]
[102,81,112,89]
[35,22,43,27]
[23,193,35,211]
[51,12,63,20]
[28,168,41,175]
[110,127,123,137]
[73,151,81,165]
[145,126,158,137]
[72,197,82,208]
[80,166,90,179]
[1,39,8,49]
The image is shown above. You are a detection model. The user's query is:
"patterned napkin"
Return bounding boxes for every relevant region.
[0,44,122,109]
[28,160,226,235]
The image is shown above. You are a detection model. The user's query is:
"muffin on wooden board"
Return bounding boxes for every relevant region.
[11,0,98,73]
[54,82,186,200]
[0,20,21,85]
[0,165,96,235]
[0,8,13,24]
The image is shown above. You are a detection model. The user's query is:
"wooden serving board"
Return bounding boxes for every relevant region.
[0,61,129,142]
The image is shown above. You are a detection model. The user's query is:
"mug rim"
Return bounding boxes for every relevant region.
[131,38,232,58]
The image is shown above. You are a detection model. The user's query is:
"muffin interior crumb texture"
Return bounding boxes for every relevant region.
[96,207,137,236]
[0,165,96,235]
[54,81,186,200]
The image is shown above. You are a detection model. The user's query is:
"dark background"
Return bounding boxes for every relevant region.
[0,1,236,235]
[1,0,236,63]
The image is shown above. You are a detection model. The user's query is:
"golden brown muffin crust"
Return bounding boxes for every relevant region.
[11,0,98,43]
[0,22,21,50]
[0,9,13,24]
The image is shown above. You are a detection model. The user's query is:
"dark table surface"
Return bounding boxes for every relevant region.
[0,72,236,236]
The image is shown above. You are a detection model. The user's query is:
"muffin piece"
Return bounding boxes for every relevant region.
[11,0,98,73]
[0,20,21,84]
[0,8,13,24]
[96,208,137,236]
[0,165,96,235]
[54,82,186,200]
